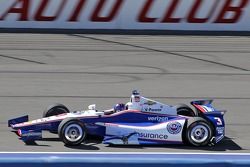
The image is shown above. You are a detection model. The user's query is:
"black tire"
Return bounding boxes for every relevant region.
[58,118,87,146]
[43,103,70,118]
[176,104,197,117]
[186,118,213,146]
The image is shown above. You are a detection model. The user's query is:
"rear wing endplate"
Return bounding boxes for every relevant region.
[8,115,29,127]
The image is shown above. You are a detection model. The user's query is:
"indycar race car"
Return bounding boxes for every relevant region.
[8,90,226,147]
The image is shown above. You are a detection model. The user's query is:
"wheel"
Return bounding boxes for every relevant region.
[186,118,213,146]
[43,103,69,118]
[58,118,87,146]
[176,104,197,117]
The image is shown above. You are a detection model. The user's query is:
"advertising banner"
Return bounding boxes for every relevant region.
[0,0,250,31]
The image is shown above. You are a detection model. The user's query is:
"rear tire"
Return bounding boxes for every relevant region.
[43,103,69,118]
[186,118,213,146]
[58,118,87,146]
[176,104,197,117]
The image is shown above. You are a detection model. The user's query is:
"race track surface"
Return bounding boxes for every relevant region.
[0,34,249,152]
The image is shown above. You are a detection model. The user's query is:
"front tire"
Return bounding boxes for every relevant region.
[43,103,70,118]
[58,118,87,146]
[186,119,213,146]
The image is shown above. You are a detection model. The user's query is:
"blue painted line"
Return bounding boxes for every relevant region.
[0,153,249,167]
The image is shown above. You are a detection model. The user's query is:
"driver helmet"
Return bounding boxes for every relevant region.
[114,103,125,112]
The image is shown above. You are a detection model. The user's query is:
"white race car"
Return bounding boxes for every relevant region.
[8,90,226,146]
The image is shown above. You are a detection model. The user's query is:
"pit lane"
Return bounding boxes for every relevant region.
[0,34,249,152]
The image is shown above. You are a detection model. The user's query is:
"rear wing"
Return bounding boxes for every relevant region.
[191,100,216,113]
[8,115,28,127]
[191,100,227,114]
[191,100,226,144]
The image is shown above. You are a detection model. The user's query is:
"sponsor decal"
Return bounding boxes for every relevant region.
[216,127,225,134]
[121,132,139,144]
[21,131,42,137]
[214,117,223,126]
[22,132,41,137]
[148,116,168,122]
[167,122,182,134]
[56,113,67,117]
[27,121,33,124]
[139,132,168,140]
[202,106,215,112]
[32,118,48,124]
[216,134,224,143]
[144,100,156,106]
[144,108,162,112]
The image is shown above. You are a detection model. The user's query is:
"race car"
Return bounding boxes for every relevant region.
[8,90,226,147]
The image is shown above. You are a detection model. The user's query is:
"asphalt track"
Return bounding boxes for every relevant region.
[0,34,250,152]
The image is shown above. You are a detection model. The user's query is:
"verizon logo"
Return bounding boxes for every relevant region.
[148,116,168,122]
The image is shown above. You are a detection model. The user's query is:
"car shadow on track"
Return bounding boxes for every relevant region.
[107,137,243,151]
[65,144,100,150]
[172,136,243,151]
[20,137,100,150]
[64,136,102,150]
[20,135,243,151]
[38,136,101,150]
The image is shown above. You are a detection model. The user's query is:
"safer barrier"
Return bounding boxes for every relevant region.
[0,153,250,167]
[0,0,250,32]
